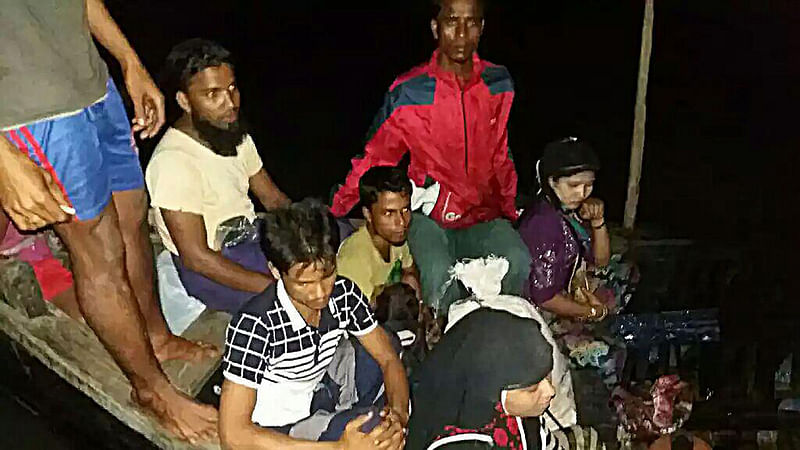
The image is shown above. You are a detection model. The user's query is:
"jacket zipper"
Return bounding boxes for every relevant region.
[460,89,468,173]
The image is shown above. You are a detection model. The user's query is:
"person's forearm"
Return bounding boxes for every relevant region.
[223,423,341,450]
[85,0,142,71]
[249,171,291,210]
[255,190,290,210]
[401,267,421,299]
[183,249,272,293]
[380,357,410,424]
[540,293,593,319]
[591,224,610,267]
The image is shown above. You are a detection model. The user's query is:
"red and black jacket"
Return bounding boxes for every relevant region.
[331,50,518,229]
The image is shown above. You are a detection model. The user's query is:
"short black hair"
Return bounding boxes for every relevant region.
[161,38,233,94]
[432,0,485,18]
[260,199,340,275]
[358,166,412,209]
[374,283,419,325]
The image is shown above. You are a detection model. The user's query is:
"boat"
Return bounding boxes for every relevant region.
[0,230,228,450]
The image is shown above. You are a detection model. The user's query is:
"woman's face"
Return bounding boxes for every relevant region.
[503,377,555,418]
[549,170,596,210]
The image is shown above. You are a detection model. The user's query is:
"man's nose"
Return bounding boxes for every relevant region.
[222,90,235,109]
[396,214,407,228]
[456,21,467,38]
[312,283,326,299]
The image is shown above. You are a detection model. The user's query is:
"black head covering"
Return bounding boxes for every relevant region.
[407,309,553,449]
[537,137,600,184]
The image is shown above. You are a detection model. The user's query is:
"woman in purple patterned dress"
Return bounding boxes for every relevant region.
[518,138,611,322]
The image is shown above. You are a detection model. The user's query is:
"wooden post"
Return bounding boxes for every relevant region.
[624,0,655,230]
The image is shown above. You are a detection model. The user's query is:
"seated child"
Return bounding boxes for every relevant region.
[374,283,432,372]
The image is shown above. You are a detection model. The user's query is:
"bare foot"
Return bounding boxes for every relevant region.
[152,334,220,363]
[133,381,218,444]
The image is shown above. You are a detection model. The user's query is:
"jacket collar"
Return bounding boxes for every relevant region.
[428,49,484,89]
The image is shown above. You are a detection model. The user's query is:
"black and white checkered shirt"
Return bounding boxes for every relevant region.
[222,276,377,426]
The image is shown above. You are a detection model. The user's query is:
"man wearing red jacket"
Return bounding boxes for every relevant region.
[331,0,531,315]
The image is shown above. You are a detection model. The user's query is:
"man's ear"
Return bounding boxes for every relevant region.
[548,177,557,191]
[430,19,439,40]
[176,91,191,115]
[362,206,373,225]
[268,262,281,280]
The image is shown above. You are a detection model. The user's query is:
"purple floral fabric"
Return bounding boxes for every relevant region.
[518,200,593,305]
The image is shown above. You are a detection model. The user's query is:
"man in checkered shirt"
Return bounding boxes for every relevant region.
[219,199,408,449]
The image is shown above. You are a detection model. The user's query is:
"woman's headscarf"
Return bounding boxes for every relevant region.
[407,309,554,449]
[535,137,600,203]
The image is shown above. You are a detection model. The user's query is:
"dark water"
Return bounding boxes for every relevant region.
[0,393,73,449]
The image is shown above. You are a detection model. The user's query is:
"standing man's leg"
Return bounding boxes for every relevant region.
[5,85,217,442]
[112,189,217,361]
[55,204,217,442]
[407,212,459,314]
[98,77,216,361]
[456,219,532,296]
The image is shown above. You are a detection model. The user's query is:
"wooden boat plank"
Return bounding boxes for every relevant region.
[0,300,222,449]
[161,308,230,397]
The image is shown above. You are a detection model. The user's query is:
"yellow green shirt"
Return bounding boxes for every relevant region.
[337,226,414,303]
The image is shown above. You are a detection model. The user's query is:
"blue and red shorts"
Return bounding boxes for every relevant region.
[3,78,145,221]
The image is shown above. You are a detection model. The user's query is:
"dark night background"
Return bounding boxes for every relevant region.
[2,1,799,448]
[104,0,796,242]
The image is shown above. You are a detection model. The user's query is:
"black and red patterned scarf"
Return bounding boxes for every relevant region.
[407,309,554,450]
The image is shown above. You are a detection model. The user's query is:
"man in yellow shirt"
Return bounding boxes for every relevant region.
[337,166,420,306]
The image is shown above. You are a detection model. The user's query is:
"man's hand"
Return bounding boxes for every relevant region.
[382,406,409,429]
[340,412,405,450]
[579,198,605,228]
[0,140,70,230]
[401,270,421,301]
[123,63,165,139]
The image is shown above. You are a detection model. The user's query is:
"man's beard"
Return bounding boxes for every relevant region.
[193,112,248,157]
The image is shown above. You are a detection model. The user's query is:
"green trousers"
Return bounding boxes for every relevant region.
[407,213,532,315]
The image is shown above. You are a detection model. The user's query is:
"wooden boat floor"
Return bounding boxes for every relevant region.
[0,298,229,450]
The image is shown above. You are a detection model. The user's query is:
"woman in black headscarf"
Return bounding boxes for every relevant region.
[407,309,559,450]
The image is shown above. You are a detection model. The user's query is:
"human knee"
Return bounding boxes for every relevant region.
[57,209,125,268]
[502,243,533,279]
[408,214,449,247]
[114,191,148,238]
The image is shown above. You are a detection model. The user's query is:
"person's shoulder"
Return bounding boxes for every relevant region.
[330,276,363,302]
[479,60,514,95]
[231,282,279,324]
[337,226,369,258]
[390,61,432,88]
[148,130,199,171]
[387,63,437,104]
[237,134,259,153]
[519,201,562,233]
[153,128,194,153]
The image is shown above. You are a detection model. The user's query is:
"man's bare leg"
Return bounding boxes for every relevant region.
[111,188,217,362]
[54,203,217,443]
[50,287,84,322]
